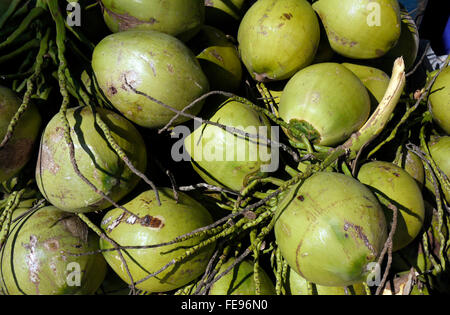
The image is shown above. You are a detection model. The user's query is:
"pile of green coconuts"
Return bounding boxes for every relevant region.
[0,0,448,296]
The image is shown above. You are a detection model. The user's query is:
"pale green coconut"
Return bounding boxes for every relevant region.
[279,63,371,146]
[184,99,272,192]
[36,106,146,213]
[101,0,205,41]
[274,172,387,287]
[0,206,107,295]
[313,0,401,59]
[92,30,210,129]
[100,188,215,293]
[237,0,320,82]
[429,66,450,135]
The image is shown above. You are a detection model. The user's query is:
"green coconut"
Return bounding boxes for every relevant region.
[100,188,215,293]
[279,63,371,146]
[188,25,242,92]
[342,63,390,111]
[426,136,450,203]
[204,0,247,32]
[287,268,366,295]
[208,258,275,295]
[100,0,205,42]
[205,0,246,21]
[184,98,272,192]
[313,0,401,59]
[237,0,320,82]
[92,30,209,129]
[35,106,146,213]
[0,85,41,183]
[357,161,425,252]
[394,149,425,187]
[274,172,387,287]
[0,206,107,295]
[428,66,450,135]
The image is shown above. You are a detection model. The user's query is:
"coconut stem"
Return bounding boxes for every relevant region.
[0,28,49,150]
[0,189,25,249]
[126,83,300,163]
[0,0,23,29]
[0,7,45,50]
[340,57,406,159]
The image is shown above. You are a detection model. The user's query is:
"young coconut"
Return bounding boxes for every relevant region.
[428,66,450,135]
[100,0,205,42]
[341,63,390,111]
[204,0,247,33]
[188,25,243,92]
[0,85,41,183]
[279,63,371,146]
[357,161,426,252]
[313,0,401,59]
[426,136,450,203]
[99,188,215,293]
[36,106,147,213]
[0,206,107,295]
[184,98,272,192]
[286,268,366,295]
[237,0,320,82]
[92,30,210,129]
[274,172,388,287]
[394,149,425,188]
[208,258,275,295]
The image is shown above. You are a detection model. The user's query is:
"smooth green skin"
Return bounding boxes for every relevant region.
[279,63,371,146]
[237,0,320,82]
[287,268,366,295]
[92,30,209,129]
[427,136,450,203]
[100,188,215,293]
[190,25,242,92]
[313,0,401,59]
[184,99,271,192]
[357,161,425,252]
[396,150,425,187]
[101,0,205,42]
[0,86,41,183]
[209,259,275,295]
[205,0,246,21]
[342,63,390,111]
[429,66,450,135]
[35,106,146,213]
[274,172,387,287]
[0,206,107,295]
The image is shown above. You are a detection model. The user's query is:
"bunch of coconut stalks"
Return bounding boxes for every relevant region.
[0,0,448,296]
